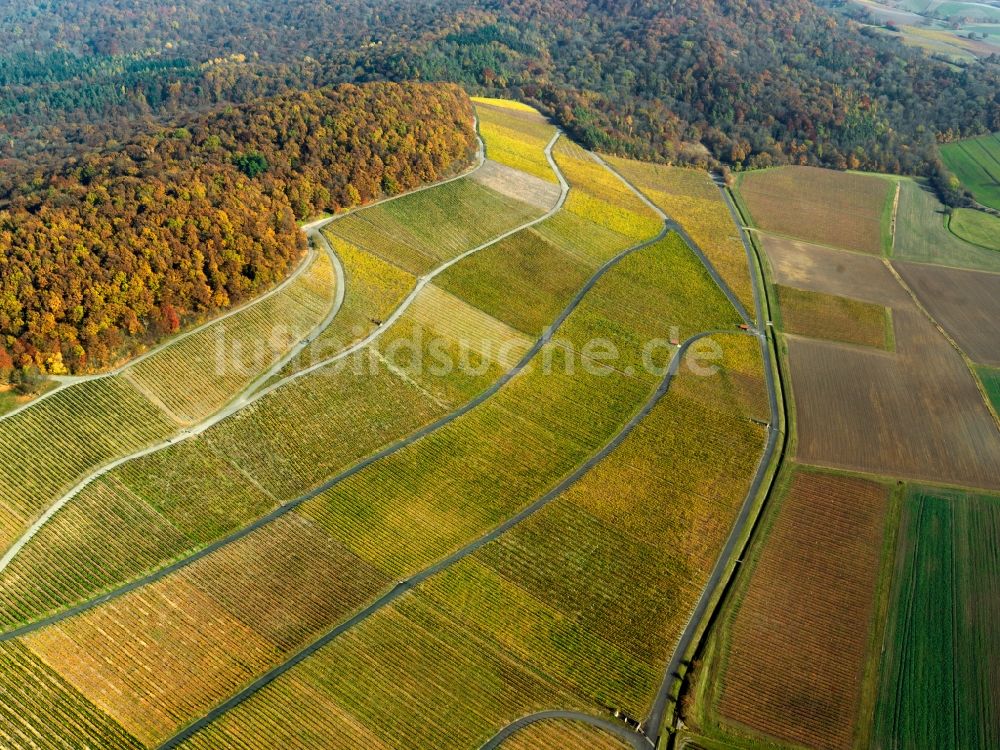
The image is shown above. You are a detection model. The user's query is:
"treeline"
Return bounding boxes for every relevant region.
[0,82,475,378]
[0,0,997,178]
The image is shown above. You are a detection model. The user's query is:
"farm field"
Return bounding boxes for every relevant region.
[761,234,911,307]
[328,177,544,275]
[5,241,705,743]
[603,155,757,316]
[156,333,766,750]
[787,303,1000,489]
[0,246,338,555]
[279,234,415,377]
[715,468,893,750]
[738,166,892,254]
[473,98,560,183]
[873,487,1000,750]
[471,158,562,210]
[891,179,1000,271]
[124,248,336,423]
[978,366,1000,413]
[498,720,635,749]
[895,261,1000,366]
[775,285,890,349]
[948,207,1000,251]
[940,132,1000,211]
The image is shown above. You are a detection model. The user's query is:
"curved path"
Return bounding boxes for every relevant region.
[641,177,782,746]
[0,118,496,573]
[479,160,780,750]
[479,710,651,750]
[158,324,738,750]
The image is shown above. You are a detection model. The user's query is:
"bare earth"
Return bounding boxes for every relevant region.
[766,237,1000,490]
[894,261,1000,367]
[472,159,562,210]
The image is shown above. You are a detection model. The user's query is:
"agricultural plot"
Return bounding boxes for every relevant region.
[14,244,691,744]
[738,166,892,255]
[775,285,890,349]
[717,468,893,750]
[533,209,637,268]
[0,377,176,551]
[766,233,1000,488]
[474,100,560,183]
[472,158,562,210]
[940,132,1000,210]
[895,261,1000,366]
[554,140,662,243]
[874,488,1000,750]
[603,156,757,316]
[329,177,543,275]
[891,179,1000,272]
[978,366,1000,413]
[761,234,911,307]
[168,333,766,749]
[788,305,1000,489]
[125,249,336,423]
[499,720,635,749]
[948,208,1000,251]
[280,234,415,377]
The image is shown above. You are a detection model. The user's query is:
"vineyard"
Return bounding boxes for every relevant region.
[603,156,757,316]
[328,177,544,275]
[738,166,892,255]
[155,330,767,749]
[874,487,1000,750]
[775,285,890,349]
[716,468,893,750]
[0,97,777,750]
[473,99,561,183]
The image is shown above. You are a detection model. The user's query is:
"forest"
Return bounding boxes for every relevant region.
[0,82,475,379]
[1,0,998,378]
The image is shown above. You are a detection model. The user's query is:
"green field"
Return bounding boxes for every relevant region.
[892,179,1000,271]
[874,487,1000,750]
[775,284,891,349]
[329,177,543,275]
[941,133,1000,211]
[977,366,1000,414]
[949,207,1000,251]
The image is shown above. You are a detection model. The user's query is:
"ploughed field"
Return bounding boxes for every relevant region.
[0,98,770,750]
[695,163,1000,750]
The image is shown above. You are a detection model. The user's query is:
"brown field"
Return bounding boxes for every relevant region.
[894,262,1000,367]
[765,234,1000,489]
[761,234,909,307]
[788,305,1000,489]
[501,720,635,749]
[776,285,889,349]
[740,167,891,254]
[719,469,891,750]
[472,159,562,210]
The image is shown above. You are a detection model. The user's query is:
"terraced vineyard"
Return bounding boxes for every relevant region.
[603,156,757,316]
[0,97,774,750]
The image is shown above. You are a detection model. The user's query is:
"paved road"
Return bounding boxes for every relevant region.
[480,710,651,750]
[0,120,492,575]
[641,177,783,747]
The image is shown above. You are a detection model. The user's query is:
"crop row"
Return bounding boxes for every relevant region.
[0,641,142,749]
[476,101,560,183]
[329,177,542,275]
[718,469,892,750]
[553,139,662,243]
[501,719,635,749]
[605,156,757,316]
[278,234,416,378]
[168,322,767,749]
